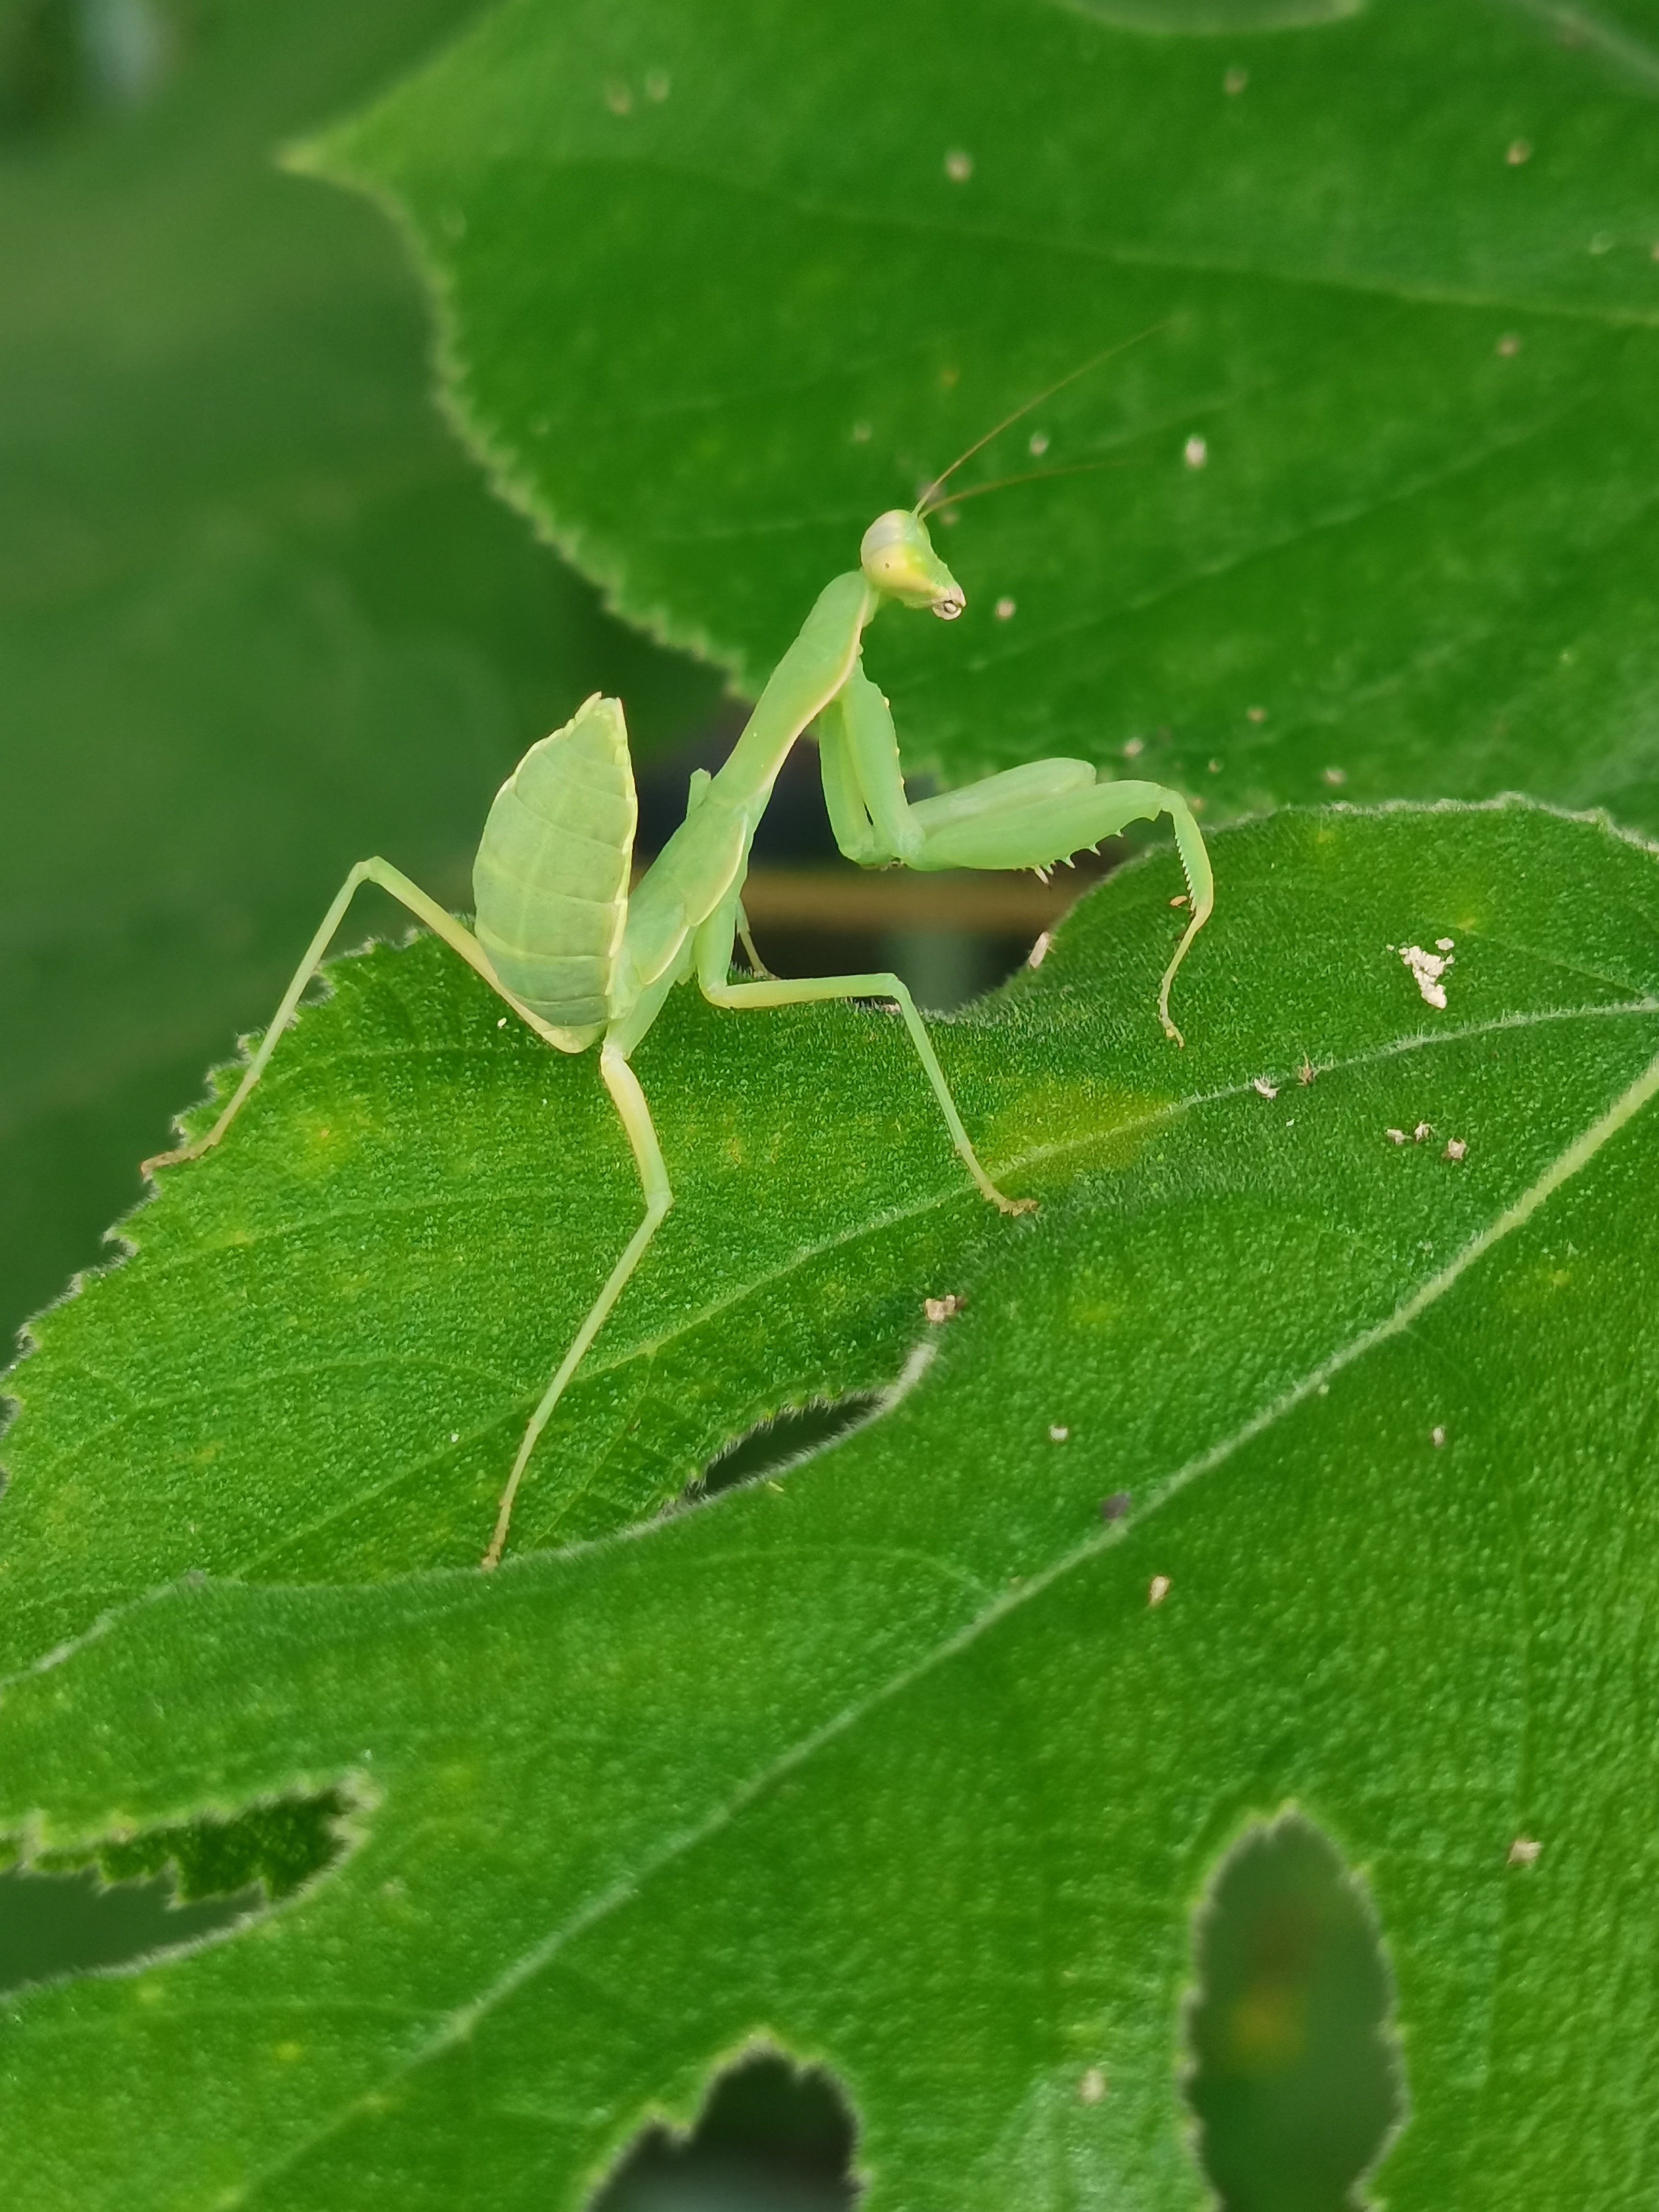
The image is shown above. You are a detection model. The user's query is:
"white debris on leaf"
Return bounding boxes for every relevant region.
[924,1294,963,1323]
[1049,1424,1070,1443]
[1399,942,1453,1008]
[1443,1137,1468,1162]
[1385,1128,1407,1144]
[1078,2067,1107,2104]
[1148,1575,1171,1607]
[1508,1836,1543,1866]
[1253,1077,1278,1099]
[1028,929,1052,968]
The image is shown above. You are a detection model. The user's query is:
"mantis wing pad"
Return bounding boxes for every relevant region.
[472,692,637,1037]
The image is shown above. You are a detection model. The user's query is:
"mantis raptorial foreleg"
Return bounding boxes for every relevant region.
[818,663,1214,1042]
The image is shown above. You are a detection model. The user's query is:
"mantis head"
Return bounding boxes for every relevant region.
[859,509,965,620]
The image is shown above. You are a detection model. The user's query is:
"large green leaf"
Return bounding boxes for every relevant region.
[0,0,720,1350]
[309,0,1659,837]
[1,801,1657,2203]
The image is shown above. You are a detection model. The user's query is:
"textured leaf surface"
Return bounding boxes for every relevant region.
[313,0,1659,830]
[0,0,719,1347]
[4,804,1659,2206]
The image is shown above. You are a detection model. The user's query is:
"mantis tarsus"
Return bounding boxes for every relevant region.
[146,423,1214,1570]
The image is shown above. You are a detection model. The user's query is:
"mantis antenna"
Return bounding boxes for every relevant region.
[919,456,1136,517]
[915,319,1174,515]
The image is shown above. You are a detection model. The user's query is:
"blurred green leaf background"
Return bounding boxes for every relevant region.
[0,0,719,1352]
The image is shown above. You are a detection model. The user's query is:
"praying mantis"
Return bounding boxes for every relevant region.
[145,386,1214,1570]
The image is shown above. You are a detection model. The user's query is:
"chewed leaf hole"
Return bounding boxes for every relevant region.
[0,1787,350,1997]
[695,1395,884,1502]
[593,2050,859,2212]
[1184,1812,1403,2211]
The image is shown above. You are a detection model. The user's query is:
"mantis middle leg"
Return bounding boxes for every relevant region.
[691,902,1032,1216]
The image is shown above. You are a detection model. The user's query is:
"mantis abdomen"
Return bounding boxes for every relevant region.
[472,693,637,1043]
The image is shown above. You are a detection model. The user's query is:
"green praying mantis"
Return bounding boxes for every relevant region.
[146,374,1214,1570]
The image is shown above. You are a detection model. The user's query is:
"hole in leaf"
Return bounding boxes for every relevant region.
[593,2050,859,2212]
[696,1395,883,1502]
[1185,1811,1403,2212]
[0,1788,349,1996]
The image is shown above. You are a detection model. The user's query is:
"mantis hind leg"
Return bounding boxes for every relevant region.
[142,857,518,1174]
[482,1045,672,1570]
[692,903,1032,1216]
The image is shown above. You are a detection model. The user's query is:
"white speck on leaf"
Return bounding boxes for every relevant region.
[1399,942,1453,1008]
[1506,137,1532,164]
[1122,736,1144,758]
[1029,430,1049,457]
[1443,1138,1467,1161]
[1323,765,1346,785]
[1436,936,1455,951]
[1028,930,1052,968]
[1413,1121,1433,1143]
[1508,1836,1543,1865]
[1497,333,1521,356]
[1148,1575,1171,1608]
[924,1294,963,1323]
[944,148,973,181]
[1079,2067,1107,2103]
[496,1016,507,1028]
[1431,1425,1446,1447]
[449,1432,459,1444]
[995,596,1016,621]
[1183,434,1208,469]
[1385,1128,1407,1145]
[1253,1077,1278,1099]
[1247,705,1266,723]
[1049,1425,1070,1443]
